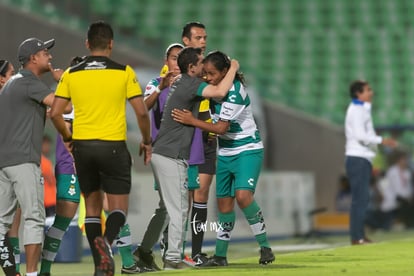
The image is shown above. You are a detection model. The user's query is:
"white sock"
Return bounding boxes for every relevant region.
[26,272,37,276]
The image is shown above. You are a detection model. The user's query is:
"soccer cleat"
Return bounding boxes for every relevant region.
[94,236,115,276]
[259,247,275,265]
[199,255,228,267]
[192,252,209,266]
[132,246,161,271]
[182,255,196,267]
[121,263,143,274]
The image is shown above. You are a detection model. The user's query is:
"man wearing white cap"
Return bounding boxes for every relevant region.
[0,37,62,276]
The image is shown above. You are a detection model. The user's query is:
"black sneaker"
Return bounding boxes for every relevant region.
[94,236,115,276]
[259,247,275,265]
[199,255,228,267]
[135,260,159,272]
[193,253,209,266]
[132,246,161,271]
[121,263,143,274]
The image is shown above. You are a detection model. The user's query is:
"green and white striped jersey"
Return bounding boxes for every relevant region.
[213,80,263,156]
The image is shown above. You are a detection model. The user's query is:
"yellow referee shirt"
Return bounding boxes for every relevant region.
[55,56,142,141]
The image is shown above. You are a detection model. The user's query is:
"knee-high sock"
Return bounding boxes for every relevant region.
[85,216,102,267]
[241,200,270,248]
[40,215,72,274]
[104,210,126,244]
[8,237,19,273]
[114,223,134,268]
[191,201,207,257]
[0,235,16,276]
[215,211,235,258]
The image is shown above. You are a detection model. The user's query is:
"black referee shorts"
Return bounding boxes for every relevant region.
[72,140,132,195]
[198,137,217,175]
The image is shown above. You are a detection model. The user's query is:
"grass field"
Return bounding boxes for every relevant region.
[21,230,414,275]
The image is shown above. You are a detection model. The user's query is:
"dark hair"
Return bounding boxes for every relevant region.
[0,60,9,77]
[181,22,206,39]
[87,21,114,51]
[203,50,246,86]
[70,56,86,67]
[165,43,184,59]
[350,80,368,99]
[177,47,203,74]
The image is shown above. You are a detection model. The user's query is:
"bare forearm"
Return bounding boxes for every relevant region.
[202,60,239,98]
[137,113,151,144]
[130,97,152,144]
[51,116,72,141]
[189,118,226,135]
[144,93,158,110]
[214,67,237,97]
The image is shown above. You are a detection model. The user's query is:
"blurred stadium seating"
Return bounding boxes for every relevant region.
[5,0,414,131]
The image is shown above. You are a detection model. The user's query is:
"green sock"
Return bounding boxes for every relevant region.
[8,237,20,273]
[241,200,270,248]
[115,223,135,268]
[215,211,235,258]
[40,215,72,274]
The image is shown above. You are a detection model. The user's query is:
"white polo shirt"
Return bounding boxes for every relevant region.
[345,99,382,162]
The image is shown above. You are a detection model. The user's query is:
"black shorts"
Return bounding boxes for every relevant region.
[198,137,217,175]
[72,140,132,195]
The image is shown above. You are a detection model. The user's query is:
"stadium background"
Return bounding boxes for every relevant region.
[1,0,412,234]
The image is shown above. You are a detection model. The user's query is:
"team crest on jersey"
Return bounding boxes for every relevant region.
[85,61,106,70]
[68,184,76,196]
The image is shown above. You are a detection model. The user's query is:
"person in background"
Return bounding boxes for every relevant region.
[0,59,21,276]
[41,134,57,217]
[0,37,63,276]
[344,80,397,245]
[133,43,183,271]
[182,21,216,266]
[364,174,388,231]
[40,56,80,276]
[335,175,352,212]
[381,151,414,229]
[50,21,152,276]
[0,59,15,88]
[156,22,212,266]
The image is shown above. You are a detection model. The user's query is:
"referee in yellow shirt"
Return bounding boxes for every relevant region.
[50,21,151,276]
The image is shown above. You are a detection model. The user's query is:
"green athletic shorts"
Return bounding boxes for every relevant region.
[216,149,264,198]
[187,164,200,191]
[56,174,81,203]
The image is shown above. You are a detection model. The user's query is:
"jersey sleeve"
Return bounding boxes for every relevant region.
[126,65,143,99]
[144,78,160,98]
[219,82,246,121]
[55,69,71,99]
[196,81,208,96]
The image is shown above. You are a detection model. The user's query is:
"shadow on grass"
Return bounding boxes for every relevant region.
[200,262,312,270]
